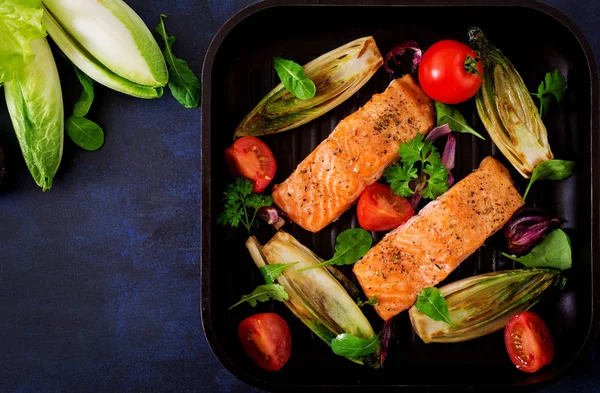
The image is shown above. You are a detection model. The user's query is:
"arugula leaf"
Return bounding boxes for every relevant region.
[273,57,316,100]
[415,287,455,327]
[502,229,572,270]
[331,333,380,358]
[217,178,273,235]
[73,67,95,117]
[155,14,201,108]
[435,101,485,140]
[228,284,288,310]
[66,116,104,152]
[260,262,298,284]
[531,70,566,117]
[357,296,379,307]
[420,162,449,199]
[523,159,575,201]
[298,228,372,272]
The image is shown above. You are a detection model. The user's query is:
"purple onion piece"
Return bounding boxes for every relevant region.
[257,207,286,230]
[441,134,456,171]
[380,318,394,366]
[504,206,561,254]
[409,194,422,211]
[426,124,452,143]
[448,172,455,187]
[383,41,422,74]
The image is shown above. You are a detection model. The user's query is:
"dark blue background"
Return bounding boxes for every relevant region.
[0,1,598,392]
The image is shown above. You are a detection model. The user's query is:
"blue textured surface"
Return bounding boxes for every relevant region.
[0,1,598,393]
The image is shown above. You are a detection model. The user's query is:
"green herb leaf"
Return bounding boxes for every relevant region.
[522,159,575,201]
[217,177,273,235]
[357,296,379,307]
[298,228,372,272]
[502,229,572,270]
[384,163,418,197]
[532,70,566,117]
[66,116,104,152]
[331,333,380,358]
[415,287,455,327]
[259,262,298,284]
[155,14,201,108]
[228,284,288,310]
[73,67,95,117]
[435,101,485,140]
[420,162,449,199]
[273,57,316,100]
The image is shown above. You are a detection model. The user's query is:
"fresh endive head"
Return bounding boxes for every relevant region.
[42,0,168,98]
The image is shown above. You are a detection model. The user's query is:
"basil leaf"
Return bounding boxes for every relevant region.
[523,159,575,201]
[228,284,288,310]
[357,296,379,307]
[298,228,372,271]
[66,116,104,151]
[73,67,95,117]
[155,14,201,108]
[502,229,572,270]
[273,57,316,100]
[331,333,380,358]
[415,287,455,327]
[435,101,485,140]
[259,262,298,284]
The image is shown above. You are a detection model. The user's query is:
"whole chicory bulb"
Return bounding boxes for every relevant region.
[504,207,560,254]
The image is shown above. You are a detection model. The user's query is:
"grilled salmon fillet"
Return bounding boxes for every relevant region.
[353,157,523,321]
[272,74,435,233]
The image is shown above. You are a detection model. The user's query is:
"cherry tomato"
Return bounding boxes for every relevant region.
[504,311,554,373]
[357,183,414,232]
[418,40,483,104]
[238,313,291,371]
[225,136,277,192]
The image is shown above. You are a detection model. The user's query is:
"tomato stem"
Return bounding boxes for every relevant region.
[464,55,483,78]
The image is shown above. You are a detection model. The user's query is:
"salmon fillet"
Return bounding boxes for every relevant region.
[272,74,435,233]
[353,157,523,321]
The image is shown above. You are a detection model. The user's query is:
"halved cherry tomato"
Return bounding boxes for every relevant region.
[357,183,414,232]
[418,40,483,104]
[225,136,276,192]
[504,311,554,373]
[238,313,291,371]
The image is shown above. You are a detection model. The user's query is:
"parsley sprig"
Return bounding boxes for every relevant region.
[217,177,273,235]
[384,134,449,200]
[531,70,566,117]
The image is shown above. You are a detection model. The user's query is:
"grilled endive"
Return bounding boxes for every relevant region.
[246,232,380,368]
[409,268,562,343]
[470,27,553,178]
[234,37,383,138]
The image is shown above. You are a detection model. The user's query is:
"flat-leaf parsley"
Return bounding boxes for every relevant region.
[217,177,273,235]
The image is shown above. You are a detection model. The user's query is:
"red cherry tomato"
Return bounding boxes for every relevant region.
[238,313,291,371]
[504,311,554,373]
[418,40,483,104]
[225,136,277,192]
[357,183,414,232]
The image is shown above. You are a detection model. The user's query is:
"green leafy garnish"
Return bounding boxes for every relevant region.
[298,228,372,271]
[331,333,380,358]
[273,56,316,100]
[415,287,455,327]
[502,229,572,270]
[384,134,450,199]
[522,159,575,201]
[357,296,379,307]
[531,70,566,117]
[73,68,94,117]
[217,177,273,235]
[155,14,201,108]
[228,284,288,310]
[435,101,485,140]
[259,262,298,284]
[66,66,104,151]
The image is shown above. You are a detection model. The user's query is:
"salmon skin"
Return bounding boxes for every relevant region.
[272,74,435,233]
[353,157,523,321]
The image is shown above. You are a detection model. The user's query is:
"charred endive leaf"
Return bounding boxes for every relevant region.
[470,27,553,178]
[409,268,561,343]
[234,37,383,138]
[246,232,380,368]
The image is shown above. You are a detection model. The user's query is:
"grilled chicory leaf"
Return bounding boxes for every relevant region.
[234,37,383,138]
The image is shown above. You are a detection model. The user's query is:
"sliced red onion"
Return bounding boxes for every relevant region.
[441,134,456,171]
[504,207,560,254]
[426,124,452,143]
[384,41,422,74]
[258,207,286,230]
[380,318,394,366]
